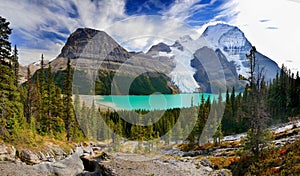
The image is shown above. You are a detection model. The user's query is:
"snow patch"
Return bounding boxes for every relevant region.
[158,51,174,58]
[168,35,210,93]
[169,47,199,93]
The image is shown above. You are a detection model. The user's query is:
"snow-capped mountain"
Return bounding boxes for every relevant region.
[200,23,280,81]
[148,23,280,93]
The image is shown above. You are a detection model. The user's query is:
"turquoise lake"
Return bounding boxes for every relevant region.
[96,93,223,111]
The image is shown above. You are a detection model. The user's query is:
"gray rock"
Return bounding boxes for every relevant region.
[37,151,47,161]
[0,145,16,161]
[52,147,67,160]
[0,145,7,155]
[216,169,232,176]
[82,145,94,156]
[20,150,41,164]
[200,159,211,167]
[148,42,172,53]
[34,147,84,176]
[203,166,213,172]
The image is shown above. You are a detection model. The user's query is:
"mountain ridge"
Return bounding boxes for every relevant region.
[25,23,280,94]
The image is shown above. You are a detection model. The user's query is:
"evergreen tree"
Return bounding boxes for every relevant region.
[33,72,43,132]
[12,45,19,87]
[222,89,233,135]
[197,94,209,145]
[213,123,223,145]
[0,16,25,139]
[279,65,287,119]
[235,93,244,133]
[47,64,56,118]
[63,57,74,141]
[63,57,84,141]
[38,55,49,134]
[165,121,172,144]
[0,16,11,62]
[243,46,271,157]
[173,119,183,144]
[24,67,32,123]
[231,87,236,120]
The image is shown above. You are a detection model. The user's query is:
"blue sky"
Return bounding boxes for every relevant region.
[0,0,299,72]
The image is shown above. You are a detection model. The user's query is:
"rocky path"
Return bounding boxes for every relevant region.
[81,151,233,176]
[93,153,215,176]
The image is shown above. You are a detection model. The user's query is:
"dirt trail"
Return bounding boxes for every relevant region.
[97,153,213,176]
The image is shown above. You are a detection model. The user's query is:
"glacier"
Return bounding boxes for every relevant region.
[168,47,199,93]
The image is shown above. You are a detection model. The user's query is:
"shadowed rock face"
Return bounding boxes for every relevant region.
[148,42,172,53]
[58,28,119,59]
[51,28,178,95]
[191,47,241,93]
[55,28,133,72]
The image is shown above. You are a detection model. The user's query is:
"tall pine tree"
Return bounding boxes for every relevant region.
[0,16,24,139]
[243,46,271,157]
[63,57,84,141]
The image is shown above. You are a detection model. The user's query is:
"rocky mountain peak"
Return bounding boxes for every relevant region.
[171,41,184,51]
[201,23,235,45]
[199,23,279,80]
[58,28,120,60]
[147,42,171,53]
[200,23,252,54]
[179,35,193,43]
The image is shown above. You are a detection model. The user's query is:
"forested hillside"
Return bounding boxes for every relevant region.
[0,16,84,144]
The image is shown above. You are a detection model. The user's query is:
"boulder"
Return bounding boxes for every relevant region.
[216,169,232,176]
[0,145,16,161]
[34,147,84,176]
[82,145,94,156]
[20,150,41,164]
[200,159,211,167]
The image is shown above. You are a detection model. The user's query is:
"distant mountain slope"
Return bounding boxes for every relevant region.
[50,28,178,95]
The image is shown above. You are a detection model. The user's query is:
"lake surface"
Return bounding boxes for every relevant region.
[96,93,222,111]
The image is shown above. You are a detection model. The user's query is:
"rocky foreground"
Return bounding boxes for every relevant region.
[79,120,299,176]
[0,120,299,176]
[80,152,233,176]
[0,144,88,176]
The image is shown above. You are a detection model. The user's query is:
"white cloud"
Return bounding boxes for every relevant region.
[231,0,300,72]
[163,0,204,20]
[105,15,200,52]
[18,45,62,65]
[0,0,127,65]
[162,0,221,22]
